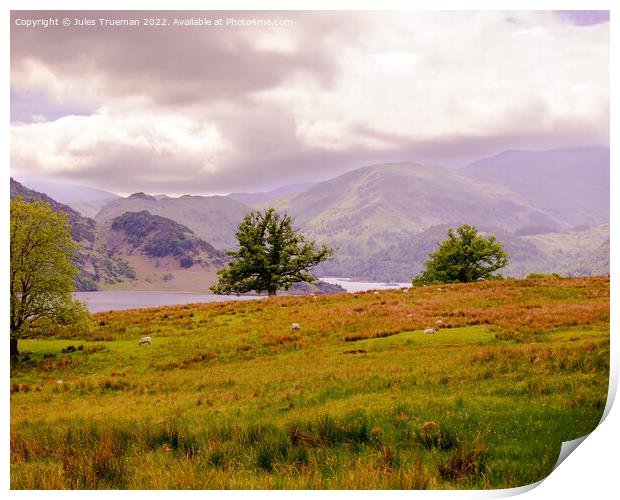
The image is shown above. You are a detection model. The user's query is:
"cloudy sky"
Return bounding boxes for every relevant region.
[10,10,609,196]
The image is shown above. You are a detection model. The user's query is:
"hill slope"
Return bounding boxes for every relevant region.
[463,146,609,226]
[19,179,120,218]
[265,163,564,232]
[11,277,609,489]
[253,149,609,281]
[95,193,252,250]
[98,210,225,292]
[10,178,133,291]
[261,163,583,280]
[228,182,316,206]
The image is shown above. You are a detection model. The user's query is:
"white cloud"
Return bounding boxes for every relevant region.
[11,105,232,180]
[10,11,609,192]
[266,11,608,151]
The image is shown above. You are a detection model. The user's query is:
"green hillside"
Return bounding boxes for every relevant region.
[10,277,609,489]
[258,162,607,281]
[96,211,225,293]
[95,193,252,250]
[10,179,134,291]
[265,163,564,233]
[109,211,222,266]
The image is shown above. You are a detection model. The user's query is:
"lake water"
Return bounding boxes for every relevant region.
[73,291,264,313]
[319,277,411,293]
[74,279,412,313]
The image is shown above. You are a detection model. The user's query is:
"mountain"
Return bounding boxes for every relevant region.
[98,210,226,292]
[11,178,96,243]
[228,182,316,206]
[259,162,572,280]
[463,146,609,227]
[19,179,120,218]
[265,163,566,232]
[257,150,609,281]
[95,193,252,250]
[108,211,223,265]
[10,178,134,291]
[563,238,610,277]
[14,145,609,285]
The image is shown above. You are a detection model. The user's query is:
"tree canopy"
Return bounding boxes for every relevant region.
[413,224,509,285]
[10,197,91,356]
[211,208,333,296]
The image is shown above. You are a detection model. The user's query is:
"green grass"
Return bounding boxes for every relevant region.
[10,277,609,489]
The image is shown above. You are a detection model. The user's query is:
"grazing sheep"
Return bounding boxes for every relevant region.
[373,291,380,296]
[435,320,444,327]
[138,336,152,345]
[402,289,409,293]
[424,328,438,335]
[56,379,63,385]
[291,323,300,331]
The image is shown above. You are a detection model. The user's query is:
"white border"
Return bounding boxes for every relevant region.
[2,1,616,499]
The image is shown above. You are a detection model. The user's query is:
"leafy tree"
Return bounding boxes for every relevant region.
[413,224,509,285]
[211,208,333,296]
[10,197,91,356]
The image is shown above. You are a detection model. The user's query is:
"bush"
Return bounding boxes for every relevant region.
[526,272,561,279]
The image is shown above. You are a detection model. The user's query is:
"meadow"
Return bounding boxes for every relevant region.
[10,277,610,489]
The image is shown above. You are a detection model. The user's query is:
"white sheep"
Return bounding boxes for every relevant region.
[291,323,300,331]
[138,336,152,345]
[435,320,444,327]
[424,328,438,335]
[373,291,380,296]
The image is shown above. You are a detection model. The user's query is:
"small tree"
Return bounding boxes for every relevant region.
[211,208,333,296]
[413,224,509,285]
[10,197,91,356]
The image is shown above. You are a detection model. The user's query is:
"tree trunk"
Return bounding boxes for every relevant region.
[10,338,19,357]
[267,288,277,297]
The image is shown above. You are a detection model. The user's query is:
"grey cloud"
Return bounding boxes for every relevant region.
[11,11,367,106]
[19,127,602,197]
[10,11,609,195]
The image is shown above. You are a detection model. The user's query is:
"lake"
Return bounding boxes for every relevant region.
[319,277,411,293]
[74,279,412,313]
[73,291,264,313]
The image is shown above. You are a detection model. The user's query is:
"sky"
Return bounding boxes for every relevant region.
[10,10,609,196]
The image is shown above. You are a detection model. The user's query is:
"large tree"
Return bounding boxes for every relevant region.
[413,224,509,285]
[10,197,90,356]
[211,208,333,296]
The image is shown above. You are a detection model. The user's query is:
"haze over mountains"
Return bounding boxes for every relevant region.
[13,146,609,287]
[464,146,609,226]
[10,179,134,291]
[95,193,249,250]
[20,179,120,218]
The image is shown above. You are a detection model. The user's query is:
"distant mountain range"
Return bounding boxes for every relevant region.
[12,146,609,285]
[255,147,608,280]
[10,179,346,293]
[94,193,249,250]
[20,179,120,218]
[228,182,316,205]
[10,179,132,291]
[463,146,609,226]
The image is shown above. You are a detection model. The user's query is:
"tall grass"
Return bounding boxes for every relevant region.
[10,277,609,489]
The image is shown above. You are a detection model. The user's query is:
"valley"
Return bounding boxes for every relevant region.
[13,146,610,291]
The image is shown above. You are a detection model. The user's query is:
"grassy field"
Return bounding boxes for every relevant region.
[10,277,609,489]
